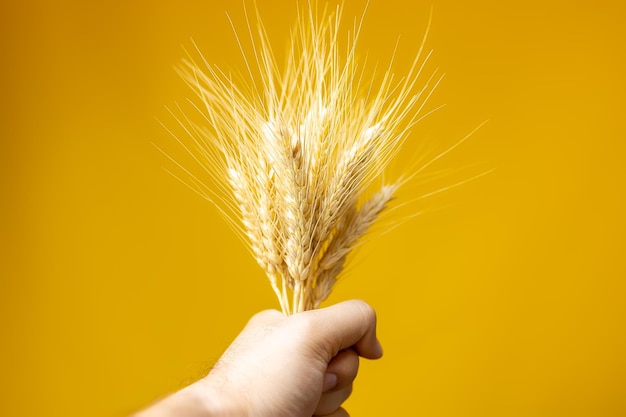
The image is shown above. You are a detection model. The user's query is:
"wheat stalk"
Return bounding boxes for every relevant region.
[174,1,439,314]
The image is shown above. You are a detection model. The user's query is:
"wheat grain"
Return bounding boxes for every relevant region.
[175,2,439,314]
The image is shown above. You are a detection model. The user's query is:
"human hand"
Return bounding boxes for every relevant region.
[206,299,382,416]
[134,300,381,417]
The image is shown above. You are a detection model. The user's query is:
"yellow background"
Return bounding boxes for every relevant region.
[2,0,625,416]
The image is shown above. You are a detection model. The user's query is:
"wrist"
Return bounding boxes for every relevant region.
[132,377,242,417]
[192,375,248,417]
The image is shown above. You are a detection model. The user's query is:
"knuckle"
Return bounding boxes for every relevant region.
[352,300,376,325]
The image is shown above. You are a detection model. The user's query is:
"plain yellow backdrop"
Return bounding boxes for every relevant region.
[2,0,624,416]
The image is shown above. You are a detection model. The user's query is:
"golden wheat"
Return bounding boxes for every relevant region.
[175,2,440,314]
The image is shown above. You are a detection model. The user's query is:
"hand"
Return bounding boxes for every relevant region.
[206,299,382,416]
[134,300,382,417]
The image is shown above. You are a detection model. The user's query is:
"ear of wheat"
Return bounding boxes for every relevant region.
[173,2,439,314]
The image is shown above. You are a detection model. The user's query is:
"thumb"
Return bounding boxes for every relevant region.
[306,300,383,360]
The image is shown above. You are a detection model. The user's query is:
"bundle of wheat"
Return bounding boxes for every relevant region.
[173,2,440,314]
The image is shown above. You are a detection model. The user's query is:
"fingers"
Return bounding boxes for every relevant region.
[315,407,349,417]
[325,348,359,391]
[315,386,352,415]
[315,348,359,415]
[252,300,382,362]
[308,300,383,360]
[308,301,380,416]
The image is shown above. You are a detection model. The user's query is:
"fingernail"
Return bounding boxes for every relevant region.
[322,373,338,391]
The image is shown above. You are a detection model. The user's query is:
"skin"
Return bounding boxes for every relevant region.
[134,300,382,417]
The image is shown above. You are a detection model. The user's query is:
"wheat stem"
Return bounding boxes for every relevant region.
[174,2,439,314]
